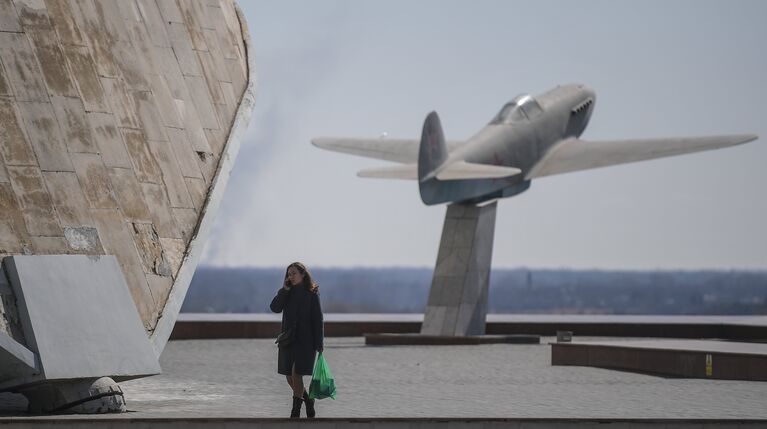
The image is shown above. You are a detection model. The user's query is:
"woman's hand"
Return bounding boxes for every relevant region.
[317,346,324,353]
[283,279,291,290]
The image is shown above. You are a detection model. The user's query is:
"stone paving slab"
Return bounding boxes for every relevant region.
[4,337,763,419]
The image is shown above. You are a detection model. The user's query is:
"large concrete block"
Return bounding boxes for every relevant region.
[167,22,203,77]
[16,101,74,172]
[107,167,152,222]
[62,45,110,113]
[41,171,93,227]
[176,0,209,51]
[155,0,184,23]
[133,91,168,141]
[0,1,22,32]
[90,208,157,329]
[0,99,37,166]
[3,255,160,381]
[87,112,132,169]
[25,27,79,97]
[120,128,162,184]
[7,166,61,237]
[184,75,220,130]
[12,0,50,28]
[0,32,48,102]
[146,140,194,209]
[140,183,181,239]
[0,183,29,253]
[0,58,10,97]
[70,153,118,209]
[148,74,183,129]
[185,177,207,210]
[43,0,86,46]
[50,95,98,154]
[101,77,141,129]
[135,0,170,47]
[166,127,203,179]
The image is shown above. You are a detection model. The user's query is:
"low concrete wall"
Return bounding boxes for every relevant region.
[0,418,765,428]
[169,314,767,341]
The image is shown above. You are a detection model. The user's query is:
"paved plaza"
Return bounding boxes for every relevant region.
[2,337,766,418]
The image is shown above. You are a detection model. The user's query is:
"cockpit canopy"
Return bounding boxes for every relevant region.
[489,94,543,125]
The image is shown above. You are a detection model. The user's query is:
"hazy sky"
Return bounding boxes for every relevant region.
[200,0,766,270]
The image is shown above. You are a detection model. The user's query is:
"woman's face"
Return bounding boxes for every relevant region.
[287,266,304,286]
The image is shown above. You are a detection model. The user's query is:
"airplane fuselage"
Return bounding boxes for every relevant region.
[452,84,596,180]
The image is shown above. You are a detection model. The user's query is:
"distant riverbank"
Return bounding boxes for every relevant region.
[182,267,767,315]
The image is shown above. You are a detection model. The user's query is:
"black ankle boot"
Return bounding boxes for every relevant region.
[303,391,315,418]
[290,396,302,418]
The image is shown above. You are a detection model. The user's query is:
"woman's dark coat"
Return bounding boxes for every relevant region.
[270,283,324,375]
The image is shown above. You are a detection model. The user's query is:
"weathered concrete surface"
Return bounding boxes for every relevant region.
[3,337,764,421]
[0,0,252,345]
[2,255,160,388]
[422,202,497,336]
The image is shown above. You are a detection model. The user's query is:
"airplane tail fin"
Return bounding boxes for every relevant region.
[418,111,448,182]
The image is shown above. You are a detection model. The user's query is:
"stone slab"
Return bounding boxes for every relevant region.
[365,333,540,346]
[120,128,162,184]
[7,166,60,237]
[107,167,151,222]
[70,153,117,209]
[12,0,49,28]
[165,127,203,179]
[100,77,141,129]
[87,112,132,169]
[184,75,219,130]
[133,91,167,142]
[0,183,28,253]
[551,339,767,381]
[3,255,160,383]
[0,99,37,167]
[140,183,180,239]
[61,45,110,113]
[135,0,170,47]
[49,96,97,154]
[25,26,78,98]
[0,0,22,32]
[146,140,193,209]
[43,0,86,46]
[89,209,157,330]
[0,32,47,102]
[40,171,92,227]
[16,101,73,172]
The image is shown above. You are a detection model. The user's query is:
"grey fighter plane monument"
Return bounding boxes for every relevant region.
[313,84,757,341]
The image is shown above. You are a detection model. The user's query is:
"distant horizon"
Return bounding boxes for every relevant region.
[196,264,767,273]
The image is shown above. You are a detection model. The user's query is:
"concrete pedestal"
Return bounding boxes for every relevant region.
[421,202,497,336]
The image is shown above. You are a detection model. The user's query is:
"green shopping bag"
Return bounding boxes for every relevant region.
[308,352,336,400]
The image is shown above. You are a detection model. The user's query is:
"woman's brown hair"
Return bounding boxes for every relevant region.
[285,262,318,294]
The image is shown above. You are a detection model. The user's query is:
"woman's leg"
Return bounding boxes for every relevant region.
[286,375,294,389]
[290,364,304,397]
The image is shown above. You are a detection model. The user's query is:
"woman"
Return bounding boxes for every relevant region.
[270,262,324,418]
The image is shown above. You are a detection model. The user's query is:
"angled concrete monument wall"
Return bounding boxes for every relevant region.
[0,0,254,353]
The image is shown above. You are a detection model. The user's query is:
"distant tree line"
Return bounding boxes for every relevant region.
[181,267,767,315]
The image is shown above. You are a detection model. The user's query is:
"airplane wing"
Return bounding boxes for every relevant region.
[527,134,757,179]
[312,138,463,164]
[357,161,521,181]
